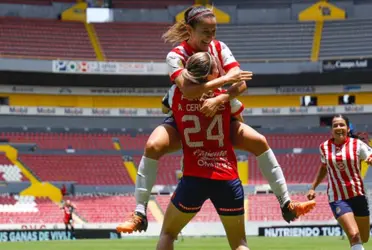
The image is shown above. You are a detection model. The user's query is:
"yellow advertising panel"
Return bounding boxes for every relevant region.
[61,2,87,22]
[299,1,346,22]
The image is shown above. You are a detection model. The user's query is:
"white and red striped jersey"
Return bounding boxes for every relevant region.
[166,40,240,82]
[320,137,372,202]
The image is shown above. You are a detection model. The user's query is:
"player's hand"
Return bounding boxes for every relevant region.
[307,189,316,200]
[200,96,221,117]
[224,69,253,84]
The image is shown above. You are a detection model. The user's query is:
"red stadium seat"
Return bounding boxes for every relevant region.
[0,17,96,60]
[20,155,133,185]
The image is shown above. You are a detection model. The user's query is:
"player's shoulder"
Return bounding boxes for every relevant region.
[319,139,331,149]
[167,45,187,60]
[212,40,228,48]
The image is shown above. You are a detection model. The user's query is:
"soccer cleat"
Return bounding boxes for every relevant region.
[281,200,316,223]
[116,211,148,234]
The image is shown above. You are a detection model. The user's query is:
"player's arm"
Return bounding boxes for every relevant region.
[229,98,245,122]
[211,41,250,103]
[359,140,372,164]
[174,68,250,99]
[161,91,171,114]
[307,146,328,200]
[309,164,327,191]
[167,51,251,99]
[234,113,244,123]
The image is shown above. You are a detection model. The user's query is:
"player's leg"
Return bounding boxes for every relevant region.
[69,219,75,239]
[157,176,208,250]
[117,118,181,233]
[230,120,315,222]
[330,199,364,249]
[157,203,195,250]
[64,222,69,237]
[210,178,249,250]
[219,215,248,250]
[355,216,370,244]
[351,196,370,243]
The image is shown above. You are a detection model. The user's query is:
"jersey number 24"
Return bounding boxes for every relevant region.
[182,114,224,148]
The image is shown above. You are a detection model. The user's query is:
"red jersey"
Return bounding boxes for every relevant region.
[168,85,244,180]
[63,205,74,216]
[320,137,372,202]
[166,40,240,82]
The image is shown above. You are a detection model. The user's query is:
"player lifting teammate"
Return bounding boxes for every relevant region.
[117,5,316,234]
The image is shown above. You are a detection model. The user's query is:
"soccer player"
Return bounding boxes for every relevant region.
[307,114,372,250]
[117,5,314,233]
[156,52,315,250]
[61,200,76,239]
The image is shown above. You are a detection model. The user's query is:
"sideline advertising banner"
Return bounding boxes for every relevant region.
[0,229,120,242]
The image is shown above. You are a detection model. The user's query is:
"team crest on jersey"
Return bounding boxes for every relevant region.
[336,162,345,171]
[336,206,341,214]
[178,60,184,68]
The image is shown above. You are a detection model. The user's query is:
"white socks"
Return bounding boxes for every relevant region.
[351,244,364,250]
[256,149,290,208]
[134,156,159,215]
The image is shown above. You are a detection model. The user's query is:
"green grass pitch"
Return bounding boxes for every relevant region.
[0,237,370,250]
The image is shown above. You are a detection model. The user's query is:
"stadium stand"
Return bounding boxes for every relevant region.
[4,131,329,150]
[0,17,96,60]
[0,195,62,224]
[0,154,27,182]
[4,132,115,150]
[0,0,52,5]
[133,155,182,185]
[19,155,134,185]
[249,154,323,184]
[94,23,172,61]
[248,193,334,221]
[217,22,314,62]
[112,0,193,8]
[319,19,372,59]
[68,195,157,222]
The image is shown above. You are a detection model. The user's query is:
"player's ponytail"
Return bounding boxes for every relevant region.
[162,20,189,45]
[162,6,215,45]
[182,52,214,84]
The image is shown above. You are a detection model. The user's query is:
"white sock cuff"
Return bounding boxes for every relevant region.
[257,149,279,167]
[351,244,364,250]
[138,156,159,174]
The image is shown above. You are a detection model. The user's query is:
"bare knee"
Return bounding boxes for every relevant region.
[159,231,177,243]
[349,231,362,245]
[144,138,168,160]
[251,133,269,156]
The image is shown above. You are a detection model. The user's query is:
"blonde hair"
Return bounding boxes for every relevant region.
[162,6,215,45]
[182,52,214,84]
